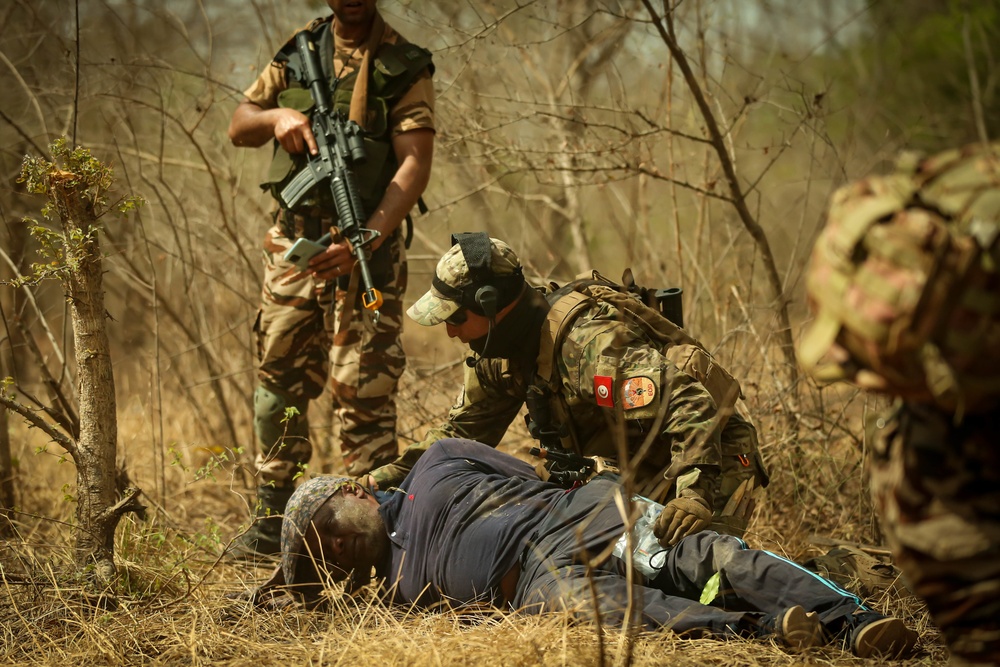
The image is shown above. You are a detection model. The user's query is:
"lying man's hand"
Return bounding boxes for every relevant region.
[654,491,713,547]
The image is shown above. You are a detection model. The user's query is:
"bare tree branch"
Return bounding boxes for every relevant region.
[641,0,799,390]
[0,393,77,458]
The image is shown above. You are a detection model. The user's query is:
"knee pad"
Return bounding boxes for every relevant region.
[254,385,309,451]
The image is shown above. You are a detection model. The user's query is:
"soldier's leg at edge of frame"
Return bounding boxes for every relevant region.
[230,216,329,561]
[869,403,1000,665]
[228,385,312,561]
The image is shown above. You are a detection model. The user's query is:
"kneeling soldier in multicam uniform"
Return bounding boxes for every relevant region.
[369,232,770,549]
[800,142,1000,666]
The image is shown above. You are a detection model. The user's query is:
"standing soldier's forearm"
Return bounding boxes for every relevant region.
[366,129,434,250]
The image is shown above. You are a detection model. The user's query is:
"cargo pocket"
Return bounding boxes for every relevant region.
[717,412,766,500]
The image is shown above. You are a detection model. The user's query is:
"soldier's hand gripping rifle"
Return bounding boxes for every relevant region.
[524,384,618,486]
[524,387,618,487]
[280,30,384,322]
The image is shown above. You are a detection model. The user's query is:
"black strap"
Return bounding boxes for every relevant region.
[431,274,464,302]
[451,232,492,284]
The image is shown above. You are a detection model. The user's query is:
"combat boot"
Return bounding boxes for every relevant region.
[760,605,824,650]
[227,484,295,562]
[852,616,918,659]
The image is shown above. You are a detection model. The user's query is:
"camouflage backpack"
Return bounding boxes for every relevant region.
[799,142,1000,414]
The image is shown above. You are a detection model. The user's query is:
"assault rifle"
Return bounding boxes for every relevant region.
[524,385,618,486]
[280,30,383,321]
[529,446,619,487]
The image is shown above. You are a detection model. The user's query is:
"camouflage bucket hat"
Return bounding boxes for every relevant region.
[799,142,1000,412]
[407,236,522,325]
[280,476,358,589]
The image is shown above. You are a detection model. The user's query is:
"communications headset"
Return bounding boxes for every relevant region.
[431,232,524,361]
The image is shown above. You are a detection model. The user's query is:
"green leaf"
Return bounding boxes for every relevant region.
[699,571,722,605]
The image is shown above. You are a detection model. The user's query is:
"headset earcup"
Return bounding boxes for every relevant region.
[475,285,499,320]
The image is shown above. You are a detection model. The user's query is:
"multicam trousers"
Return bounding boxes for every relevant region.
[869,401,1000,666]
[254,210,406,481]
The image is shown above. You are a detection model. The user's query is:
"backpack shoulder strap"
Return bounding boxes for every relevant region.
[536,289,592,385]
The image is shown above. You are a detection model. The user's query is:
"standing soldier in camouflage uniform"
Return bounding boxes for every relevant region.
[227,0,435,558]
[800,143,1000,666]
[370,233,771,548]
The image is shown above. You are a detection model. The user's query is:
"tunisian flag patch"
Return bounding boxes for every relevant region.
[594,375,614,407]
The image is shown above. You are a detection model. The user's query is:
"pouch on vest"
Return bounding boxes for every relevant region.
[264,88,317,198]
[260,31,432,215]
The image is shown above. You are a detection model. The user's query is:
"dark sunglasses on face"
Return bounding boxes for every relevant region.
[445,308,468,326]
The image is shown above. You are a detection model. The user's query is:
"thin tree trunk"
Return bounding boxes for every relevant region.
[0,381,13,537]
[48,170,120,582]
[642,0,799,390]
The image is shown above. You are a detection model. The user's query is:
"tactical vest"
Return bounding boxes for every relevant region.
[800,143,1000,414]
[261,19,433,215]
[528,271,756,496]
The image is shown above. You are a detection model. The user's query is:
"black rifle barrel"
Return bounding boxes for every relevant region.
[292,31,383,317]
[297,32,332,116]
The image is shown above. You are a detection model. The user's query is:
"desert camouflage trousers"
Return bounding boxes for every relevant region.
[253,211,406,482]
[869,401,1000,666]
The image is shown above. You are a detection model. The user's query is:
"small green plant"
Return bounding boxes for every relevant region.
[12,138,145,289]
[167,442,187,471]
[192,516,224,552]
[193,447,233,483]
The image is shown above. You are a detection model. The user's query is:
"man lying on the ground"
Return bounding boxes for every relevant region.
[251,438,917,658]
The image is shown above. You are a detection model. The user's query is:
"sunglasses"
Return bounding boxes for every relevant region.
[444,308,468,326]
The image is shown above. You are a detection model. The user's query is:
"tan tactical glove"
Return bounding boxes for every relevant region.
[654,490,713,547]
[356,474,378,491]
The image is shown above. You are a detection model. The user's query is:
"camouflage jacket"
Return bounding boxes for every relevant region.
[373,296,768,508]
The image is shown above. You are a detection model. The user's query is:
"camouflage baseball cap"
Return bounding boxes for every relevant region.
[280,476,358,589]
[407,236,523,326]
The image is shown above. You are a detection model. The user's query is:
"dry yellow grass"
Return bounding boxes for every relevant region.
[2,372,950,667]
[0,560,947,667]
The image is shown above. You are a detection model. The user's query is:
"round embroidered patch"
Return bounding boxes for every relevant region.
[621,376,655,409]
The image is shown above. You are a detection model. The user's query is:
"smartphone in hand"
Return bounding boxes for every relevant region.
[283,233,332,270]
